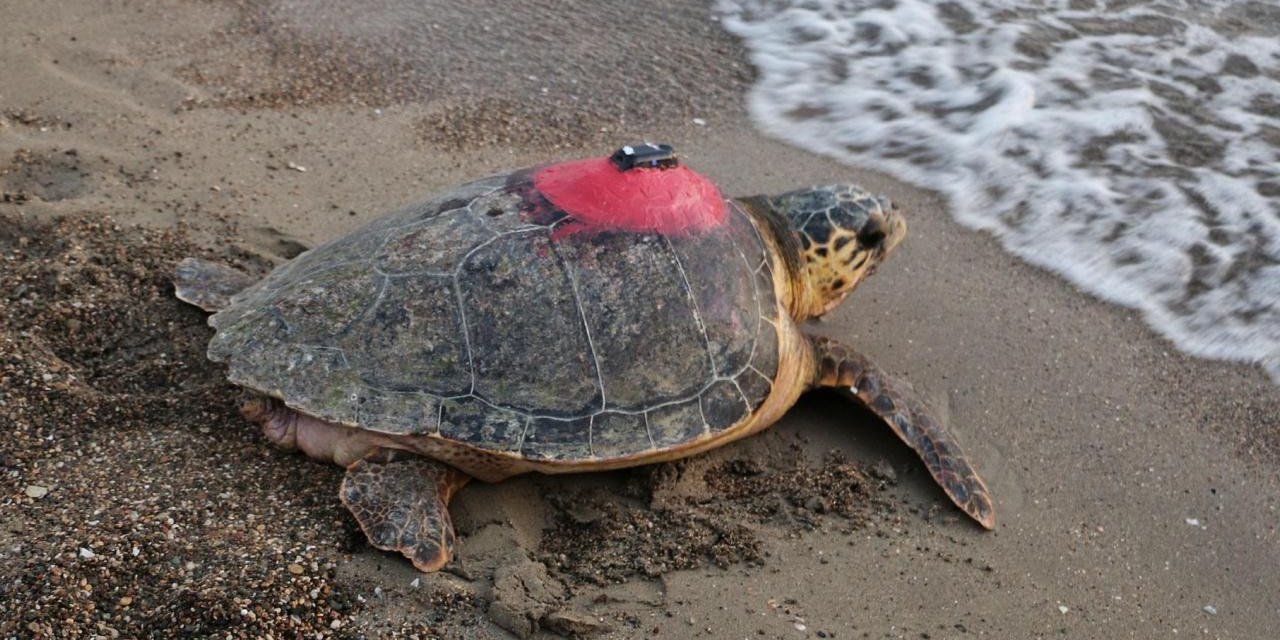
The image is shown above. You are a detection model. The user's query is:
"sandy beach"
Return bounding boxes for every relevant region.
[3,1,1279,638]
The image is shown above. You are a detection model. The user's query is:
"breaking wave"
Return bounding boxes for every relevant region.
[718,0,1280,381]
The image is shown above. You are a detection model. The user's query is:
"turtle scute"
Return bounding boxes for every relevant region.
[589,412,651,459]
[439,397,525,452]
[646,397,707,448]
[341,274,467,395]
[700,379,750,431]
[666,215,765,377]
[375,210,492,275]
[560,232,709,409]
[460,231,601,416]
[522,415,593,461]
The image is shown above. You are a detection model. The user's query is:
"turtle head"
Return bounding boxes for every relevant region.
[749,185,906,319]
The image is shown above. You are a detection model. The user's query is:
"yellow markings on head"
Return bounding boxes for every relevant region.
[802,227,876,315]
[788,186,907,318]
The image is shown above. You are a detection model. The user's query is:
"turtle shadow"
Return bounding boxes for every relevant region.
[790,389,974,523]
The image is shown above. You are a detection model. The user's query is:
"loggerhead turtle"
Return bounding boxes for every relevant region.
[175,143,995,572]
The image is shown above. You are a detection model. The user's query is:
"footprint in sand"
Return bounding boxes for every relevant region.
[242,224,311,261]
[0,148,93,203]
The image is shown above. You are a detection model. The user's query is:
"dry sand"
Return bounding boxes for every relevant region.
[2,1,1279,638]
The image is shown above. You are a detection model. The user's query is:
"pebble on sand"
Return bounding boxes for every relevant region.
[25,485,49,499]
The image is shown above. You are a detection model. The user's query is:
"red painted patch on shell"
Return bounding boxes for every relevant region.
[532,157,726,237]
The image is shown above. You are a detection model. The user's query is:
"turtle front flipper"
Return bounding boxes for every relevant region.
[809,335,995,529]
[174,257,256,312]
[340,449,472,572]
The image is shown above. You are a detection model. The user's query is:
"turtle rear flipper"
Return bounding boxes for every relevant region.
[174,257,256,312]
[341,449,471,572]
[810,335,996,529]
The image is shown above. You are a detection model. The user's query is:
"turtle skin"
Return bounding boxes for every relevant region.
[204,170,783,463]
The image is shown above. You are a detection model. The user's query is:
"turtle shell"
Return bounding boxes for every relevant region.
[207,160,783,462]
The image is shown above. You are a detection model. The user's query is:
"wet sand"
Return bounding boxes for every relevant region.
[2,1,1278,638]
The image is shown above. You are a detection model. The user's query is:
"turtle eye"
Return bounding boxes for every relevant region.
[858,225,886,248]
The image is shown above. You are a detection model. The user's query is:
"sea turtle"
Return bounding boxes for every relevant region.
[175,143,995,572]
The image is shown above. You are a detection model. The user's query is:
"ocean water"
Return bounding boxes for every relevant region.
[717,0,1280,381]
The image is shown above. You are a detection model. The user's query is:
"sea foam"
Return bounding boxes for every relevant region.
[718,0,1280,381]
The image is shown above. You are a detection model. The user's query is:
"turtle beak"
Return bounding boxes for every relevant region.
[863,204,905,277]
[877,205,907,257]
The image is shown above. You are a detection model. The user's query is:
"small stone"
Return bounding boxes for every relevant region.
[79,547,95,559]
[1203,605,1217,615]
[566,502,604,524]
[287,563,304,575]
[544,609,606,636]
[870,460,897,482]
[1057,605,1069,614]
[118,596,133,607]
[25,485,49,499]
[794,622,807,631]
[410,577,420,588]
[488,600,533,639]
[692,118,707,126]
